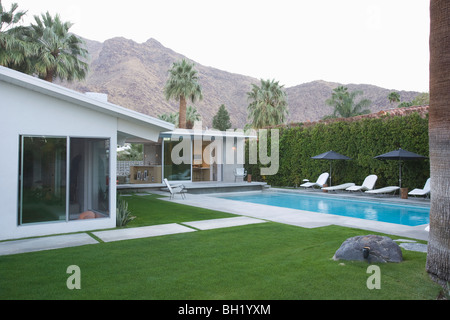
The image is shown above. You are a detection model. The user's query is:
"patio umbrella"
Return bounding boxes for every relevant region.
[311,150,351,186]
[374,148,427,188]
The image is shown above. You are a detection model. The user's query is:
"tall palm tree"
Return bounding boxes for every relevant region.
[426,0,450,286]
[247,79,288,129]
[325,86,371,119]
[164,59,203,129]
[0,1,29,68]
[26,12,88,82]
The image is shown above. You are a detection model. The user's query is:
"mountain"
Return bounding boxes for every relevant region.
[286,81,421,123]
[57,37,421,128]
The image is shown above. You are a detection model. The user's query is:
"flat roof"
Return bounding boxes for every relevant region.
[161,128,257,139]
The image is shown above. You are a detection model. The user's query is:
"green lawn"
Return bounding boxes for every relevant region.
[0,194,441,300]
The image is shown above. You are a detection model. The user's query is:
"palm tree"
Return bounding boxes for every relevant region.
[26,12,88,82]
[0,1,29,68]
[325,86,371,119]
[426,0,450,286]
[186,105,201,129]
[158,112,179,126]
[247,79,288,129]
[164,59,203,129]
[388,91,401,105]
[157,106,201,129]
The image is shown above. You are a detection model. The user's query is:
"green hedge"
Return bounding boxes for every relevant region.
[245,112,429,191]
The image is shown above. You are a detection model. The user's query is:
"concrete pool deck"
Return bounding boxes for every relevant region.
[163,188,430,241]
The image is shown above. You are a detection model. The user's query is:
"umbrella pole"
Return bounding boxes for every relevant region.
[399,161,402,188]
[329,162,332,186]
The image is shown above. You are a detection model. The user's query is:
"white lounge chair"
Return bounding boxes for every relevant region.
[408,178,431,197]
[233,167,247,182]
[163,178,187,199]
[322,183,355,191]
[300,172,329,188]
[365,186,400,195]
[346,175,378,192]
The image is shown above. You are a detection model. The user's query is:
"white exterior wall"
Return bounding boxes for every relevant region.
[0,81,118,240]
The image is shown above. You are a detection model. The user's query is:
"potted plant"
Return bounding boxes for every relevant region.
[246,166,252,183]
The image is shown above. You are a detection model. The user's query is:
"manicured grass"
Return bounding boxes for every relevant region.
[121,193,236,227]
[0,194,441,300]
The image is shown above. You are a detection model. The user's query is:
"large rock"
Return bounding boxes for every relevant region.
[333,235,403,263]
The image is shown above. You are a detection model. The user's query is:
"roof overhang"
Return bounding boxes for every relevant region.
[0,66,175,142]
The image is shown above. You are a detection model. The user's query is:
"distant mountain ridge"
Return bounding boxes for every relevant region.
[57,37,421,128]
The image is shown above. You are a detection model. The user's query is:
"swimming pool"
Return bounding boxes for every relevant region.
[218,192,430,226]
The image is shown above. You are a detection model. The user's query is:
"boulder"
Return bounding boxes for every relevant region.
[333,235,403,263]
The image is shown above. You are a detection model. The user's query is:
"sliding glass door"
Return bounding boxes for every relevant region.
[69,138,110,220]
[19,136,110,224]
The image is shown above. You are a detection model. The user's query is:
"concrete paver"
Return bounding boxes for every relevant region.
[92,223,195,242]
[183,216,266,230]
[0,233,98,256]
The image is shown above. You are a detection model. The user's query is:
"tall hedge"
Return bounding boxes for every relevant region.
[246,112,429,191]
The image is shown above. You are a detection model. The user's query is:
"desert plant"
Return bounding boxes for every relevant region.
[116,197,135,227]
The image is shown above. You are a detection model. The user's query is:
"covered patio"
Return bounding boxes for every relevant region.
[118,128,256,186]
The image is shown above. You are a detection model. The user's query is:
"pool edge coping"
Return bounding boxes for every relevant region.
[165,190,430,241]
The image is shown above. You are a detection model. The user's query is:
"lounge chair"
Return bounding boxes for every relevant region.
[408,178,431,197]
[300,172,329,189]
[322,183,355,191]
[163,178,187,199]
[346,175,378,192]
[365,186,400,195]
[233,167,247,182]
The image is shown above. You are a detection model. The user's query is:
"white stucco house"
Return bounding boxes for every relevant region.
[0,66,174,241]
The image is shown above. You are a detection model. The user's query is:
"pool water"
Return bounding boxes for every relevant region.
[219,192,430,226]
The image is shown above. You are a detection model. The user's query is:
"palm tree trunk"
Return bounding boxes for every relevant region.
[179,95,187,129]
[426,0,450,285]
[44,68,54,82]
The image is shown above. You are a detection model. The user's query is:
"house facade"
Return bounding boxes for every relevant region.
[0,66,174,241]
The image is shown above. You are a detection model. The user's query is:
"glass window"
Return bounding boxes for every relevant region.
[19,137,67,224]
[163,138,191,181]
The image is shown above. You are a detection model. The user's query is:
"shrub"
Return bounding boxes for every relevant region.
[116,197,136,227]
[246,112,429,190]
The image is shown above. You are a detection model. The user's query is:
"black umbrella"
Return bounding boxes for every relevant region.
[311,150,351,186]
[374,148,427,188]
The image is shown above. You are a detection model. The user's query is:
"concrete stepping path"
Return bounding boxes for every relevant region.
[0,217,267,255]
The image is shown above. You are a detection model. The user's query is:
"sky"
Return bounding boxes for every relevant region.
[4,0,430,92]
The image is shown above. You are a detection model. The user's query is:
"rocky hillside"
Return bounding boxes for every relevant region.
[286,81,421,123]
[58,37,421,128]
